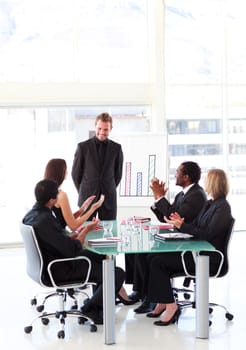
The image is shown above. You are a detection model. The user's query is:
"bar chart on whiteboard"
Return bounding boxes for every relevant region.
[115,134,166,204]
[120,154,156,197]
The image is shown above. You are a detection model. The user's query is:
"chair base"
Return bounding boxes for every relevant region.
[31,286,92,313]
[24,309,97,339]
[26,288,97,339]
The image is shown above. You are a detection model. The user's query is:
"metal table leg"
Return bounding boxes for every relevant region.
[195,254,209,339]
[103,256,115,345]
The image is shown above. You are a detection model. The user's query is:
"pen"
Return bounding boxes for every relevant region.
[106,237,121,241]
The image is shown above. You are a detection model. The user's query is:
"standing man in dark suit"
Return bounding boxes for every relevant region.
[127,161,207,313]
[72,112,123,220]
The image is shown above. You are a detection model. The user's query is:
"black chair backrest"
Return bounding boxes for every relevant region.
[219,217,235,277]
[20,223,45,286]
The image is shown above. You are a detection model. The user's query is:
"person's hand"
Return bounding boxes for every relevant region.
[150,177,168,200]
[69,232,79,240]
[91,194,105,210]
[81,195,96,213]
[77,218,100,242]
[85,218,100,232]
[164,212,184,229]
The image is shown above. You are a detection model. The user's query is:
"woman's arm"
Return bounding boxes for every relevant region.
[58,191,104,231]
[76,218,100,245]
[73,195,96,218]
[75,194,105,224]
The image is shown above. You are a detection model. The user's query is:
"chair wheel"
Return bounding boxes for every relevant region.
[209,307,213,314]
[36,305,44,312]
[78,316,87,324]
[57,330,65,339]
[41,317,49,325]
[184,293,191,300]
[31,298,37,306]
[24,326,33,334]
[209,320,212,326]
[90,324,97,332]
[225,312,233,321]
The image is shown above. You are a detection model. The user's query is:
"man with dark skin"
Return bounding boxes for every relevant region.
[128,161,207,314]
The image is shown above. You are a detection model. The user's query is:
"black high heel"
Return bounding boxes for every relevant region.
[146,307,166,318]
[153,307,181,326]
[116,294,136,306]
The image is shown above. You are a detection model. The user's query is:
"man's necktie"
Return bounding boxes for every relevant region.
[176,191,184,208]
[97,140,106,167]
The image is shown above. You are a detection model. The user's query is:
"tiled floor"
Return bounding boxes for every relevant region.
[0,231,245,350]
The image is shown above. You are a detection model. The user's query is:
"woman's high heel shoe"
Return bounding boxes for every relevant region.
[146,307,166,318]
[116,294,136,306]
[153,307,181,326]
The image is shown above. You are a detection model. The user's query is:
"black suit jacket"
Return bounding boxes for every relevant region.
[71,136,123,219]
[23,203,125,308]
[22,203,94,284]
[181,197,232,256]
[151,183,207,223]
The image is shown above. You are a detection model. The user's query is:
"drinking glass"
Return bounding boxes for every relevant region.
[120,224,131,246]
[102,221,113,238]
[148,225,159,240]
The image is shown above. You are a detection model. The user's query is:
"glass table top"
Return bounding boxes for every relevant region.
[84,220,215,255]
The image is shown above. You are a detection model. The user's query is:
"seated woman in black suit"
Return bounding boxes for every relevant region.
[144,169,233,326]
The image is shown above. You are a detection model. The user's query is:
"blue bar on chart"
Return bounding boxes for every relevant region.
[136,172,142,196]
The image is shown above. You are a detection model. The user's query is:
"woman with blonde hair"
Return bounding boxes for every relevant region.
[142,169,233,326]
[44,158,104,232]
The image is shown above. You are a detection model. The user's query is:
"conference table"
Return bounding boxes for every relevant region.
[85,221,215,344]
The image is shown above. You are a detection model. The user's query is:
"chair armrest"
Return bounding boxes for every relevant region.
[181,250,224,279]
[206,250,224,278]
[47,256,91,288]
[181,251,196,278]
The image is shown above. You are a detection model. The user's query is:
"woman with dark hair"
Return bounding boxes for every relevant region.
[44,158,104,232]
[44,158,131,309]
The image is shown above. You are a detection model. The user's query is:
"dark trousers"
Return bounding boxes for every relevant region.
[69,250,125,311]
[125,253,148,296]
[124,254,135,285]
[146,252,194,304]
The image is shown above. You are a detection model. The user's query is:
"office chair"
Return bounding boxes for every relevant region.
[172,217,235,324]
[20,223,97,339]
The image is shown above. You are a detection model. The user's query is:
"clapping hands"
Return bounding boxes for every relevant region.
[164,212,184,229]
[91,194,105,210]
[81,195,96,213]
[150,177,168,200]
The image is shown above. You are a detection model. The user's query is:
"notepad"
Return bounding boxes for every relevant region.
[87,237,121,247]
[155,232,193,241]
[142,223,174,230]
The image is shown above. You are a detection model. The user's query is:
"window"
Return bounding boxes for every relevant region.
[0,0,149,83]
[165,0,246,229]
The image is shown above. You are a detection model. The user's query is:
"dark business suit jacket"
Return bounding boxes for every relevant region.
[22,203,104,285]
[151,183,207,223]
[71,136,123,220]
[23,203,125,308]
[126,184,206,287]
[181,197,233,267]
